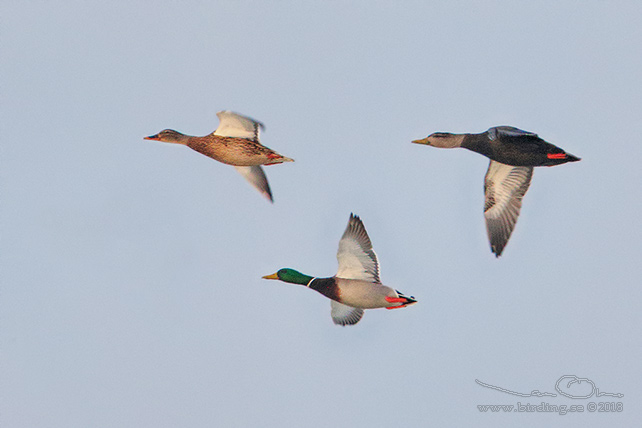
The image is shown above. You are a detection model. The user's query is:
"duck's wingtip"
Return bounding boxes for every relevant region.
[262,190,274,203]
[348,213,363,223]
[491,246,504,258]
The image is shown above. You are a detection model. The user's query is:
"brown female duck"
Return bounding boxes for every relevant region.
[145,111,293,202]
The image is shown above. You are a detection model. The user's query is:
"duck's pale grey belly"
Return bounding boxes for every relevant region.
[335,278,397,309]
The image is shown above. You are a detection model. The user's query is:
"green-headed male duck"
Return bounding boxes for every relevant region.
[263,214,416,326]
[413,126,580,257]
[145,110,293,202]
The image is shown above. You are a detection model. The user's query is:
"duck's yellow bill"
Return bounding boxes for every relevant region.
[262,272,279,280]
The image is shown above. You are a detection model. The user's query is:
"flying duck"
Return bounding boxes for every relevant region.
[145,111,293,202]
[412,126,580,256]
[262,214,417,326]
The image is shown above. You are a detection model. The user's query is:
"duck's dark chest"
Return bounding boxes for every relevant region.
[308,277,342,302]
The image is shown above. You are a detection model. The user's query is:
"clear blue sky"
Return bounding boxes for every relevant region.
[3,2,641,427]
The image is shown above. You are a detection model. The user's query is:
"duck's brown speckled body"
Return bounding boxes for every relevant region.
[186,135,289,166]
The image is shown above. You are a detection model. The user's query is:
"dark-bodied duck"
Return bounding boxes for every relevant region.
[263,214,416,326]
[412,126,580,257]
[145,111,293,202]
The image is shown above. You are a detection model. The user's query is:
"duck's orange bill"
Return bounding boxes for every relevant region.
[547,153,567,159]
[144,135,160,141]
[262,273,279,280]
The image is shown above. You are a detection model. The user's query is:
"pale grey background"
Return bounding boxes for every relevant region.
[2,1,641,427]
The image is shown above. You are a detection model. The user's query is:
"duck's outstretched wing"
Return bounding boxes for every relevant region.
[336,214,380,282]
[330,301,364,326]
[213,110,264,141]
[234,166,273,202]
[484,161,534,257]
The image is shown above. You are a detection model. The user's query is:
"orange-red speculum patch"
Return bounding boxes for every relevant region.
[267,153,280,159]
[547,153,567,159]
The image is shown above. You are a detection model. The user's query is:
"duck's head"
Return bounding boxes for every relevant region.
[412,132,464,148]
[144,129,188,144]
[262,268,313,285]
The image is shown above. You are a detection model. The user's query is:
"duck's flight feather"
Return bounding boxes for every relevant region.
[330,301,365,326]
[484,161,534,257]
[234,166,273,203]
[213,110,264,140]
[336,214,381,282]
